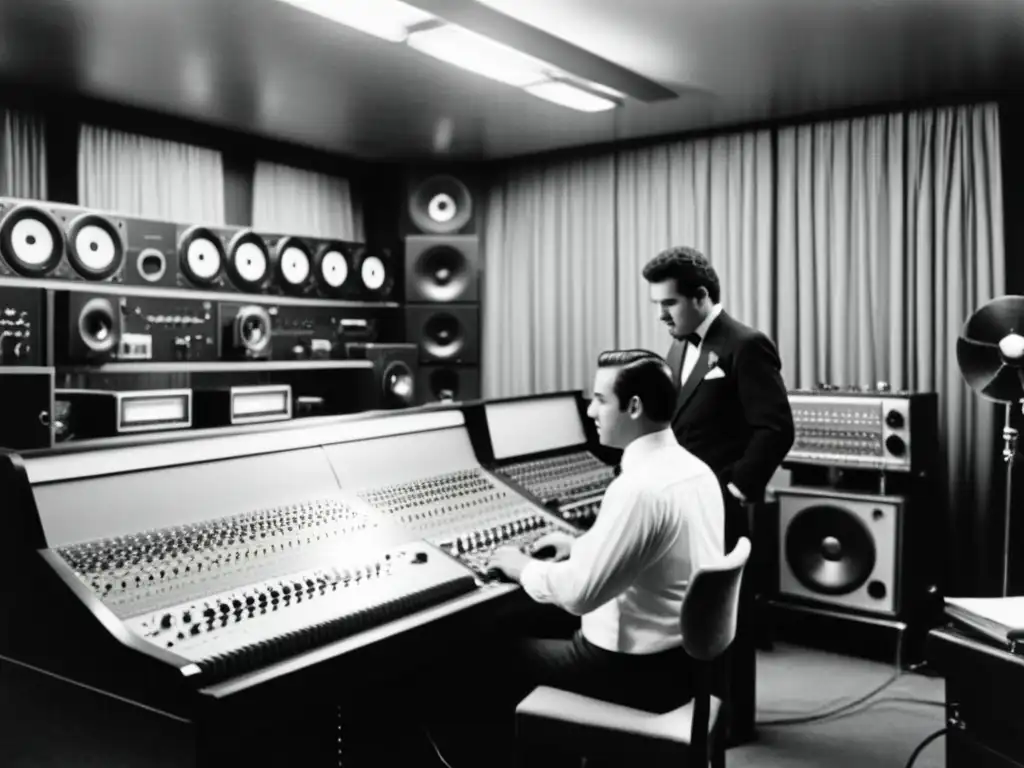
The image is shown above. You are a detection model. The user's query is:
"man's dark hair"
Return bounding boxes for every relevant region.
[642,245,721,304]
[597,349,676,423]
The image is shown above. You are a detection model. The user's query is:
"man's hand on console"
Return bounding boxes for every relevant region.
[488,546,532,582]
[528,531,574,562]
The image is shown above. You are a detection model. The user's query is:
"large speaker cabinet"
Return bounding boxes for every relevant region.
[767,388,943,664]
[402,171,481,404]
[777,487,909,617]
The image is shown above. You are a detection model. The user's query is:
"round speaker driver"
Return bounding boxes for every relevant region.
[186,237,222,280]
[10,218,56,267]
[280,246,311,285]
[319,249,348,288]
[361,255,386,291]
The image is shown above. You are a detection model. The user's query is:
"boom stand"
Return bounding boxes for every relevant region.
[1001,401,1023,597]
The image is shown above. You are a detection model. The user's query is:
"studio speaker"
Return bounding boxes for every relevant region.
[416,364,481,405]
[405,305,479,365]
[345,342,419,410]
[405,235,479,303]
[402,170,482,397]
[777,487,907,617]
[404,173,478,236]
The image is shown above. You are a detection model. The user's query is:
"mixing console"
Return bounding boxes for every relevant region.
[55,495,478,682]
[493,450,616,529]
[356,468,579,579]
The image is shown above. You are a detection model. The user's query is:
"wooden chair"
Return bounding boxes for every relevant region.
[514,537,752,768]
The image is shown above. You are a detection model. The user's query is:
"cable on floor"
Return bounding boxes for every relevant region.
[422,725,458,768]
[757,626,908,726]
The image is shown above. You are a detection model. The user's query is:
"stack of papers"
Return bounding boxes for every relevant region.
[944,596,1024,652]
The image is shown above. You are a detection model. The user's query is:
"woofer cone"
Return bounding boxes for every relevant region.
[423,313,464,359]
[234,306,272,357]
[408,175,473,234]
[382,361,415,407]
[66,213,124,280]
[414,244,470,302]
[178,226,224,286]
[0,204,65,276]
[428,367,460,401]
[77,297,117,354]
[785,504,877,595]
[274,236,313,294]
[226,230,270,291]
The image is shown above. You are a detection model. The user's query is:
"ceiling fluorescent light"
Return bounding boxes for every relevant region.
[406,24,552,88]
[276,0,435,43]
[525,80,619,112]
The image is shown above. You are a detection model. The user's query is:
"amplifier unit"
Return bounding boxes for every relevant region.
[785,390,938,473]
[219,302,389,362]
[193,384,293,427]
[54,291,219,365]
[54,388,193,438]
[0,285,45,366]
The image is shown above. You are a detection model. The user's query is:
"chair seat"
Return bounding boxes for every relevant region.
[515,686,721,764]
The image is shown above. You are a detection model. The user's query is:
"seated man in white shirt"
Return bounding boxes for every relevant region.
[460,349,726,764]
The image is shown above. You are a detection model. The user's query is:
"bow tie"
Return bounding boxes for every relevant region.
[684,332,702,347]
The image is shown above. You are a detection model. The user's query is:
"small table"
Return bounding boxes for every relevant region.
[927,626,1024,768]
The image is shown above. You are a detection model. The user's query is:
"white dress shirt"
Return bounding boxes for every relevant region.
[519,428,725,654]
[680,303,724,385]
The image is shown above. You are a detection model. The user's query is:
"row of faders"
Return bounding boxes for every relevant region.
[51,494,478,683]
[492,450,616,530]
[355,468,580,580]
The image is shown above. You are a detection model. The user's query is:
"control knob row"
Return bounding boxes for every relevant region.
[453,516,548,553]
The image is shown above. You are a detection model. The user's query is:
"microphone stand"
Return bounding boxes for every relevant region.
[1001,400,1023,597]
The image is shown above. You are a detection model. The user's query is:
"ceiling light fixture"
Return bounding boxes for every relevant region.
[276,0,434,43]
[277,0,632,112]
[405,23,552,88]
[525,79,619,113]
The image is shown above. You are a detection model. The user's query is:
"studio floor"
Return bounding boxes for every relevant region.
[731,643,945,768]
[412,641,947,768]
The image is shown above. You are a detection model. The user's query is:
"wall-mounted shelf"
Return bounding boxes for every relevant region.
[58,360,375,374]
[0,275,401,310]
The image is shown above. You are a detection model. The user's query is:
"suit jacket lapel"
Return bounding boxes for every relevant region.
[673,344,711,422]
[671,310,731,423]
[666,340,685,387]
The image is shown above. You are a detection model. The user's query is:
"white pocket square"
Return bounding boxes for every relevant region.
[704,367,726,380]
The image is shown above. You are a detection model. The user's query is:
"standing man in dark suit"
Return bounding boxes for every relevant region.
[643,245,795,746]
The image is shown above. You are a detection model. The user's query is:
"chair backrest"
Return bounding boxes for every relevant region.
[679,537,751,661]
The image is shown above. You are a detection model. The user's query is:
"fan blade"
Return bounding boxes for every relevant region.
[957,336,1004,390]
[981,364,1024,402]
[964,296,1024,345]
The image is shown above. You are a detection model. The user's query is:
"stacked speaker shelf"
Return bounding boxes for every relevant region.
[0,197,414,451]
[768,387,942,664]
[403,173,481,405]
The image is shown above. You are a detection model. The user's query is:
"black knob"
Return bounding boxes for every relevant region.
[885,410,905,429]
[413,551,428,564]
[160,613,173,629]
[885,435,906,456]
